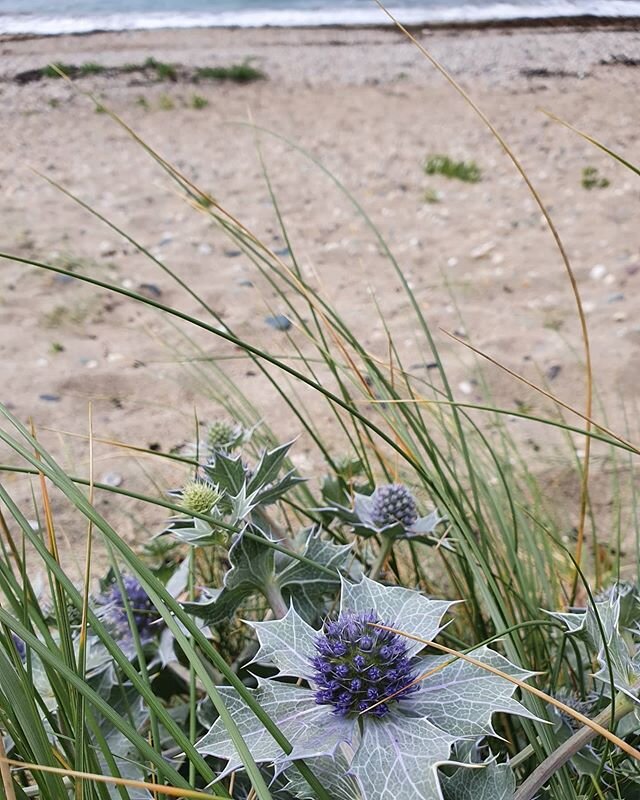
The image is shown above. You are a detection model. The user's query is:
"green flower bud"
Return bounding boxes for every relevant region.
[181,480,221,515]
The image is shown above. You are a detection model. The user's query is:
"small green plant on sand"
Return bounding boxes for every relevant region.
[143,56,178,82]
[158,94,175,111]
[582,165,610,189]
[41,61,106,78]
[190,94,209,109]
[423,186,441,203]
[424,153,482,183]
[136,95,150,110]
[195,60,265,83]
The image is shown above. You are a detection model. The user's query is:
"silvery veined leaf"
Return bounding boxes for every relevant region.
[195,679,357,777]
[277,528,359,621]
[248,606,318,680]
[351,714,456,800]
[340,575,455,657]
[283,746,361,800]
[406,646,539,737]
[441,760,515,800]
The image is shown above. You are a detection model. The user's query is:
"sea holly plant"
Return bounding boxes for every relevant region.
[327,481,447,543]
[183,525,356,625]
[196,576,536,799]
[164,439,305,547]
[550,581,640,700]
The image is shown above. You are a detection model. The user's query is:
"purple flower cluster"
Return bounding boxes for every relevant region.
[311,610,418,717]
[11,632,26,661]
[370,484,418,529]
[96,575,162,645]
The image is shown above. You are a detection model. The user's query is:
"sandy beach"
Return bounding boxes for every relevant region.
[1,21,639,571]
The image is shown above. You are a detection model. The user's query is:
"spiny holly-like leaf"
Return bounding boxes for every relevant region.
[182,529,275,624]
[247,440,296,494]
[203,450,246,495]
[551,594,640,698]
[441,761,515,800]
[278,529,359,621]
[254,470,306,506]
[550,596,620,652]
[406,646,538,737]
[284,748,361,800]
[195,680,356,777]
[340,576,454,657]
[350,714,455,800]
[182,586,238,627]
[279,529,354,588]
[249,606,317,680]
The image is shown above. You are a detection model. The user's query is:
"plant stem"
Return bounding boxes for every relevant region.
[369,536,395,580]
[263,581,289,619]
[514,690,638,800]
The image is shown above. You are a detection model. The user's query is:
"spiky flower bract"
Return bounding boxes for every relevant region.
[180,479,221,515]
[370,483,418,530]
[196,577,535,800]
[312,610,418,717]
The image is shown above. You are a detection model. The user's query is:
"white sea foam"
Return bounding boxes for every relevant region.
[2,3,640,36]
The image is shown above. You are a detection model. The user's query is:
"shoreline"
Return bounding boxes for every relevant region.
[3,13,640,43]
[2,15,639,563]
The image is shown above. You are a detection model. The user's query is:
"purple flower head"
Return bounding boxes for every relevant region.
[11,632,26,661]
[370,484,418,530]
[311,610,418,717]
[96,575,162,646]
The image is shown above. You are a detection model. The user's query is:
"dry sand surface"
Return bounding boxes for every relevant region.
[1,23,639,575]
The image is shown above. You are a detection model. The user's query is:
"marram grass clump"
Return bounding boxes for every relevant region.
[2,421,637,800]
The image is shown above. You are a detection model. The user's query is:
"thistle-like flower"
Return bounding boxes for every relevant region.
[346,482,445,541]
[369,484,418,529]
[197,577,535,800]
[207,420,244,452]
[180,479,221,515]
[312,610,418,717]
[95,575,162,651]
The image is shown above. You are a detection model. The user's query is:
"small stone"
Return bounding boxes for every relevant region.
[39,393,60,402]
[470,241,496,259]
[84,359,98,369]
[121,278,134,289]
[582,301,596,314]
[625,263,640,276]
[589,264,607,280]
[138,283,162,299]
[607,292,624,303]
[197,242,212,255]
[100,471,123,487]
[98,241,117,256]
[238,279,254,287]
[224,248,242,258]
[546,364,562,380]
[36,358,48,367]
[458,381,474,395]
[447,257,458,267]
[107,353,124,363]
[273,246,290,257]
[158,233,173,247]
[265,314,292,332]
[613,311,627,322]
